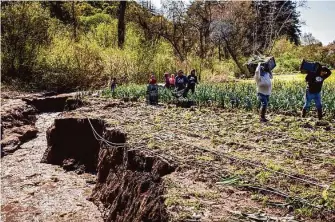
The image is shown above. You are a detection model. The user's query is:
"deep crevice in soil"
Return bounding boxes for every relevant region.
[42,115,176,222]
[41,118,106,173]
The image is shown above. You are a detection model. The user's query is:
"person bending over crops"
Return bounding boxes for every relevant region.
[302,66,331,120]
[187,69,198,94]
[175,70,189,97]
[255,62,273,122]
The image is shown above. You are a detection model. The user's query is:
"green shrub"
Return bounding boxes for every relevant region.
[37,34,105,91]
[1,2,52,82]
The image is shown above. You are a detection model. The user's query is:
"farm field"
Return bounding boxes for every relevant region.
[74,96,335,221]
[1,84,334,221]
[101,73,335,119]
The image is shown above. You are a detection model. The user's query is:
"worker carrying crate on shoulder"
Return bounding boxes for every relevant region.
[147,74,158,105]
[300,60,332,120]
[247,56,276,122]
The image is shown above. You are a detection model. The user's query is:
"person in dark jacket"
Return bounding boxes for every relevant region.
[302,66,331,120]
[175,70,188,97]
[187,69,198,94]
[110,77,117,93]
[147,76,158,105]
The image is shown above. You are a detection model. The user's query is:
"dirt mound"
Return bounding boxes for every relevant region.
[1,99,37,156]
[41,117,106,173]
[1,93,85,157]
[1,125,38,155]
[1,99,36,128]
[91,143,175,222]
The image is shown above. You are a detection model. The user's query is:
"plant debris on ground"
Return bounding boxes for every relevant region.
[70,95,335,221]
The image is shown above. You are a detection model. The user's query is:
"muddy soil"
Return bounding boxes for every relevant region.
[1,113,103,222]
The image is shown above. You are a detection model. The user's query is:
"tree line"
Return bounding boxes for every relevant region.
[1,1,334,91]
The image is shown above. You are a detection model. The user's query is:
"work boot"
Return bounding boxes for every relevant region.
[317,108,323,120]
[260,107,268,122]
[301,108,307,118]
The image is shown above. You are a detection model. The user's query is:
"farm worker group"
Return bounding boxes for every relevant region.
[147,69,198,105]
[254,60,331,122]
[110,59,331,122]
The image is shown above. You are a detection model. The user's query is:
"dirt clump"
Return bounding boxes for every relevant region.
[41,117,106,173]
[1,99,37,156]
[1,125,38,155]
[91,133,175,222]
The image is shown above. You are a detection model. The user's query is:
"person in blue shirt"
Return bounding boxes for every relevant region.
[302,66,331,120]
[175,70,188,97]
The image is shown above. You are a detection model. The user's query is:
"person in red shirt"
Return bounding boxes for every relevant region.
[164,72,170,88]
[169,74,175,88]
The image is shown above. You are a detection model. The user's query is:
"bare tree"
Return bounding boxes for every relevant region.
[118,1,127,48]
[71,2,78,41]
[160,1,195,62]
[252,0,306,54]
[211,1,253,75]
[300,32,321,46]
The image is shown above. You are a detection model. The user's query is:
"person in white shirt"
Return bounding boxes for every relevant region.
[254,62,273,122]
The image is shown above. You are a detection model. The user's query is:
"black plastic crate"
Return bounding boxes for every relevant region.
[300,59,321,74]
[247,56,276,74]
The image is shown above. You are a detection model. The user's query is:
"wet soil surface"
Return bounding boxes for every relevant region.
[1,113,102,222]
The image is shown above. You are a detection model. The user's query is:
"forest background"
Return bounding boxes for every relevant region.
[1,1,335,92]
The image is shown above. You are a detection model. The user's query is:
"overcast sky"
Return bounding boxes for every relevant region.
[150,0,335,46]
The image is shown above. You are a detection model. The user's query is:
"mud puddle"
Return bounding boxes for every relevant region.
[1,113,102,222]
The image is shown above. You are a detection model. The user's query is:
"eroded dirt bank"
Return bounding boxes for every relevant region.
[1,113,103,222]
[41,115,176,221]
[91,143,175,222]
[1,98,37,156]
[2,91,335,222]
[1,92,83,156]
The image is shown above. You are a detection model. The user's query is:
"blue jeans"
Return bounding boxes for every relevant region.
[258,93,270,109]
[303,91,322,110]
